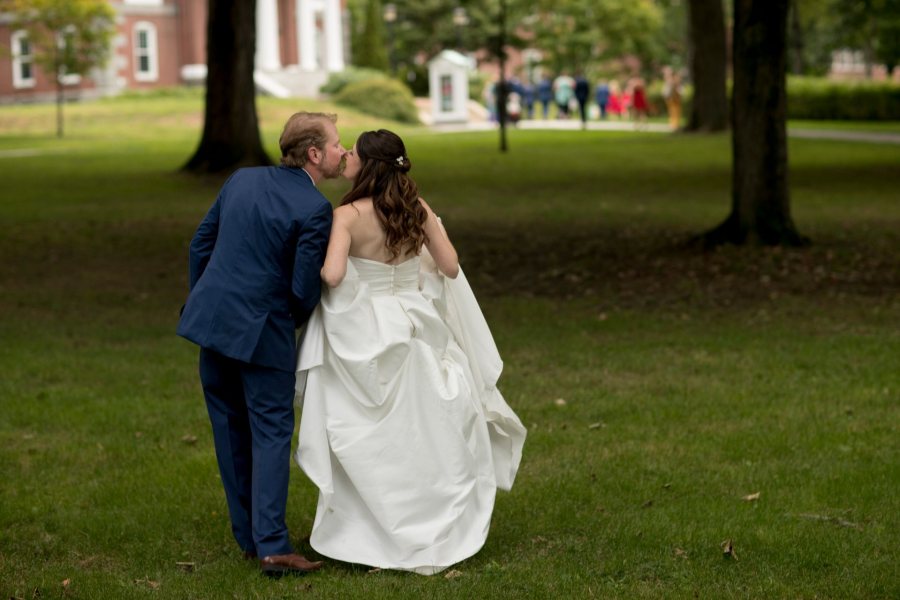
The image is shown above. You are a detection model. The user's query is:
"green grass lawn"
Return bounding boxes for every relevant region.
[1,93,898,599]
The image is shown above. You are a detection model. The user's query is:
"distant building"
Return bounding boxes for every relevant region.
[0,0,348,104]
[829,48,899,81]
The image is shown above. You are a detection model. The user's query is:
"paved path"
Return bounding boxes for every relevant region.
[787,128,900,145]
[0,148,43,158]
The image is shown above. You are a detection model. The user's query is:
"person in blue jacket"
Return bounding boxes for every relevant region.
[537,76,553,119]
[177,112,346,577]
[595,80,611,120]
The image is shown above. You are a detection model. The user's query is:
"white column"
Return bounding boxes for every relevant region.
[298,0,318,71]
[324,0,344,71]
[256,0,281,71]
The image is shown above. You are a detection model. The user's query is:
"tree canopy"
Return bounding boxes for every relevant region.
[3,0,114,137]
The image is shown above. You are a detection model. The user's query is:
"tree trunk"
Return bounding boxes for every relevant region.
[496,0,508,153]
[702,0,806,247]
[56,77,64,139]
[183,0,271,174]
[685,0,728,132]
[789,0,804,75]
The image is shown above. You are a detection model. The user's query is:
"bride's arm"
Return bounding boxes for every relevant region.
[320,206,353,287]
[420,198,459,279]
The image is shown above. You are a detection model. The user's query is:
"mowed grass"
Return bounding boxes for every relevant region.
[1,91,898,599]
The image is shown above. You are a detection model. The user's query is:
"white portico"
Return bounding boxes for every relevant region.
[254,0,346,97]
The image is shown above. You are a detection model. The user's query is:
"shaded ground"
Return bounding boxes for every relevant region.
[1,219,897,320]
[454,222,900,311]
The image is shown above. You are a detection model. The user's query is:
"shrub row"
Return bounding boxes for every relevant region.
[645,77,900,121]
[785,76,900,120]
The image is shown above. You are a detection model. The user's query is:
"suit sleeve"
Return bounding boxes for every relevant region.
[291,200,333,326]
[188,192,223,291]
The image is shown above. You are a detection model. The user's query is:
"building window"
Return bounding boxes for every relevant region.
[440,75,453,112]
[11,30,36,89]
[133,22,158,82]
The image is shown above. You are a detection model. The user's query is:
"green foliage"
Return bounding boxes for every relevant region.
[355,0,390,71]
[5,0,114,80]
[790,0,900,76]
[320,66,390,95]
[333,78,420,123]
[530,0,664,75]
[788,76,900,120]
[468,69,491,102]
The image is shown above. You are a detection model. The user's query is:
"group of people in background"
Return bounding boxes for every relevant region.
[485,67,684,131]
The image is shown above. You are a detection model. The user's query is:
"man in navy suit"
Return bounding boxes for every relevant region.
[177,112,344,576]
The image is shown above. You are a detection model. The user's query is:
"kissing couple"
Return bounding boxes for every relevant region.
[177,112,526,576]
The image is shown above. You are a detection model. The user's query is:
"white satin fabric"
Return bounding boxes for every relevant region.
[295,253,526,575]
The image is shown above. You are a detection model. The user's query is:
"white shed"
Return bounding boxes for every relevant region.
[427,50,473,124]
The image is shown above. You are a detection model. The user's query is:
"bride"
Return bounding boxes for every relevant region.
[294,129,526,575]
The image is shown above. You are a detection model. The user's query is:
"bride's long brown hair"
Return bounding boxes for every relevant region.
[341,130,428,259]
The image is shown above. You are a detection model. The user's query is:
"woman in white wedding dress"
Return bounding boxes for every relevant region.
[294,130,526,575]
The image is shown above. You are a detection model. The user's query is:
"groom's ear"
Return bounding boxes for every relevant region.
[307,145,322,166]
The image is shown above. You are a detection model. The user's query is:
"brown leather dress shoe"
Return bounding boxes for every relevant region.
[259,553,323,576]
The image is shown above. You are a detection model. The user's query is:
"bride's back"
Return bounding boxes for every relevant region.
[342,199,418,264]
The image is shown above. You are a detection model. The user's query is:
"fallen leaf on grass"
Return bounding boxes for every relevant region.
[554,398,567,406]
[181,434,198,445]
[674,547,688,559]
[742,492,760,502]
[134,577,160,589]
[62,578,71,589]
[175,561,195,572]
[721,539,737,560]
[588,422,606,430]
[444,569,464,579]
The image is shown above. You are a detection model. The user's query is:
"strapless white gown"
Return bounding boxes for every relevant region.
[294,253,526,575]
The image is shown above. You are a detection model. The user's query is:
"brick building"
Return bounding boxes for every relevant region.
[0,0,348,104]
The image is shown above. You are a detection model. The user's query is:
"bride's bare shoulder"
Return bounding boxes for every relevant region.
[345,198,374,210]
[335,199,373,219]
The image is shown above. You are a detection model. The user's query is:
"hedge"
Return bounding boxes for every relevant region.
[333,78,420,124]
[644,77,900,121]
[319,67,390,96]
[786,76,900,120]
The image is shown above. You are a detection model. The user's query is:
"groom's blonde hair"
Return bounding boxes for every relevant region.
[279,112,337,168]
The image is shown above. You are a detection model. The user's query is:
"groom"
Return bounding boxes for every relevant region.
[177,112,345,576]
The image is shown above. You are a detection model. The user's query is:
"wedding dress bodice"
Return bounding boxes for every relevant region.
[349,256,420,296]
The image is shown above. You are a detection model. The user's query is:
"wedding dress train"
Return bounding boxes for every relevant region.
[295,253,525,574]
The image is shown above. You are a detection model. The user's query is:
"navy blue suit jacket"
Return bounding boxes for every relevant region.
[177,166,333,372]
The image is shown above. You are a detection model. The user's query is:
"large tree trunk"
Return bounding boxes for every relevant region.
[183,0,271,174]
[788,0,804,75]
[685,0,728,132]
[702,0,806,247]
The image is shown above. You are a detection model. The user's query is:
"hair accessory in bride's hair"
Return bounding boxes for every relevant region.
[395,155,405,166]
